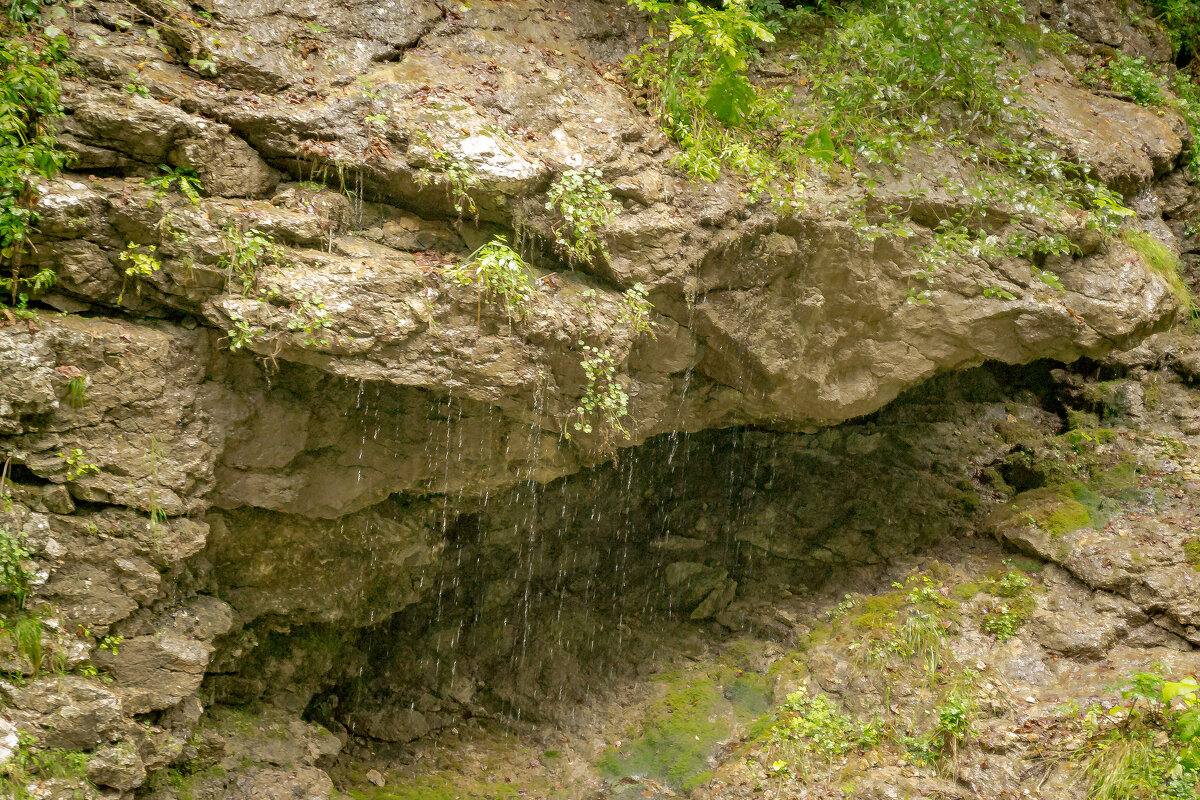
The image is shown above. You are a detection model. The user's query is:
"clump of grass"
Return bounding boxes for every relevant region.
[66,376,87,408]
[1062,671,1200,800]
[13,615,44,675]
[1123,229,1194,310]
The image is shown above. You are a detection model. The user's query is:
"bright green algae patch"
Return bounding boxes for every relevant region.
[598,666,771,791]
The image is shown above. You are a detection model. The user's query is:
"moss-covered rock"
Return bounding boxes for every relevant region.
[1001,485,1094,537]
[598,666,769,792]
[1185,538,1200,571]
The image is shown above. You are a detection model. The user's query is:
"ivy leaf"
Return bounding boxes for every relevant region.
[43,25,64,39]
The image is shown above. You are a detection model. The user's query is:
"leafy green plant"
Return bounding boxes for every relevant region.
[565,344,630,448]
[991,569,1032,598]
[0,264,54,310]
[0,528,31,609]
[453,236,535,324]
[219,225,284,295]
[414,149,477,217]
[1068,671,1200,800]
[628,0,775,131]
[285,292,333,346]
[6,1,45,26]
[624,0,1137,291]
[1095,55,1166,105]
[117,242,161,302]
[0,31,70,309]
[934,692,974,759]
[619,282,656,335]
[764,688,879,763]
[188,56,217,76]
[1034,268,1065,292]
[57,448,99,481]
[1146,0,1200,61]
[545,168,615,265]
[980,568,1035,641]
[146,165,203,205]
[225,309,261,352]
[625,0,779,183]
[123,71,151,98]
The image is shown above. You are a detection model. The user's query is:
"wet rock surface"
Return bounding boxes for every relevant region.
[1,0,1200,797]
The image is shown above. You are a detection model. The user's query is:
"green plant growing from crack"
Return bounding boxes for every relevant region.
[0,528,32,609]
[0,20,71,311]
[453,236,535,324]
[414,146,478,217]
[545,168,615,265]
[219,224,285,296]
[57,448,98,481]
[565,343,629,448]
[118,242,161,302]
[146,165,203,206]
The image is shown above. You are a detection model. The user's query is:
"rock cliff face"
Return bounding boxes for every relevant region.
[2,0,1200,797]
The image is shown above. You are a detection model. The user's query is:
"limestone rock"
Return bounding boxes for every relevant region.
[86,744,147,791]
[95,597,233,713]
[226,767,334,800]
[346,707,430,743]
[5,676,125,750]
[1026,69,1184,194]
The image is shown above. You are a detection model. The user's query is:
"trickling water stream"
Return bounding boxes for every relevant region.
[200,363,1060,756]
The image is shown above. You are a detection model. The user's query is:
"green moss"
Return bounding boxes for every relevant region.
[347,778,518,800]
[948,581,985,601]
[1184,538,1200,570]
[846,593,908,631]
[1123,230,1194,310]
[1143,379,1162,410]
[1067,409,1100,430]
[1082,380,1132,421]
[722,638,774,670]
[1067,481,1114,527]
[1015,487,1090,535]
[726,673,771,717]
[1089,459,1139,496]
[599,666,766,792]
[1008,483,1110,537]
